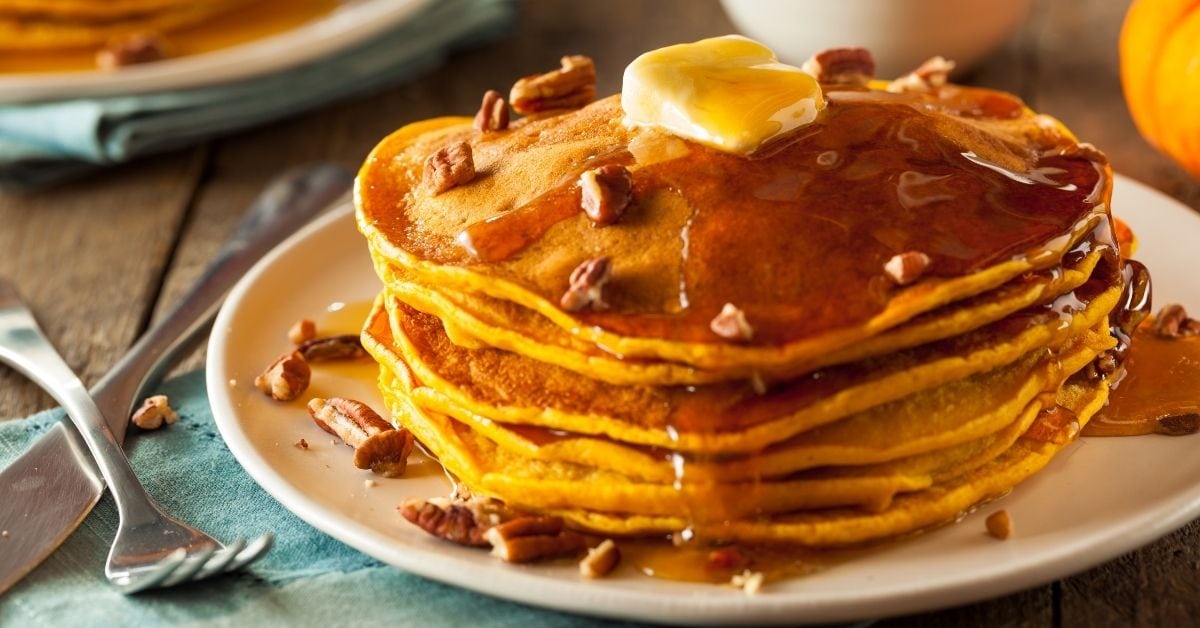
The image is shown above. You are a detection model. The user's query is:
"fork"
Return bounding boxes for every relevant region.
[0,278,272,593]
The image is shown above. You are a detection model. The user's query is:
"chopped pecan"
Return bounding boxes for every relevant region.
[579,539,620,578]
[510,55,597,115]
[730,569,765,595]
[307,397,414,477]
[1085,350,1119,380]
[707,547,749,571]
[254,351,310,401]
[1152,304,1200,338]
[96,32,168,70]
[579,164,633,226]
[288,318,317,345]
[400,498,491,547]
[985,510,1013,540]
[295,438,309,450]
[423,141,475,195]
[801,47,875,85]
[888,56,956,93]
[474,90,510,132]
[485,515,586,563]
[130,394,177,430]
[710,303,754,341]
[561,256,612,312]
[298,334,366,362]
[1155,413,1200,436]
[884,251,932,285]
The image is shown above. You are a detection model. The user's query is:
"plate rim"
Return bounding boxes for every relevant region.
[0,0,431,104]
[206,174,1200,625]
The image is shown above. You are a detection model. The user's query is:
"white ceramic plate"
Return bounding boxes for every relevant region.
[0,0,429,104]
[207,175,1200,625]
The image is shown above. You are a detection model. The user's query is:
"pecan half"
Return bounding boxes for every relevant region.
[510,55,597,115]
[1155,413,1200,436]
[579,164,633,226]
[560,256,612,312]
[400,498,491,547]
[485,515,586,563]
[288,318,317,345]
[130,394,177,430]
[1152,304,1200,338]
[96,32,168,70]
[888,56,956,93]
[423,141,475,195]
[298,334,366,362]
[474,89,510,133]
[710,303,754,341]
[801,47,875,85]
[579,539,620,578]
[254,351,310,401]
[985,510,1013,540]
[307,397,414,476]
[884,251,932,285]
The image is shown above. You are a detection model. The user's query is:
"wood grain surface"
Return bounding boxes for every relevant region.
[2,1,1197,624]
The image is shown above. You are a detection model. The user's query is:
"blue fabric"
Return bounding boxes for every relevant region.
[0,0,514,189]
[0,370,636,626]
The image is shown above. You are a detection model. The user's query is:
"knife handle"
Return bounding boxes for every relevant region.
[90,164,353,443]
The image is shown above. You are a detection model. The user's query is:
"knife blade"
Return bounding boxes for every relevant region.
[0,164,353,594]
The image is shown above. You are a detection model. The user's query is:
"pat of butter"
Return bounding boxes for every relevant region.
[622,35,825,155]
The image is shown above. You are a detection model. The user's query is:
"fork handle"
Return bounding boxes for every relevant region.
[0,285,160,525]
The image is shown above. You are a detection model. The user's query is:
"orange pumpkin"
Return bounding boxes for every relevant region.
[1120,0,1200,178]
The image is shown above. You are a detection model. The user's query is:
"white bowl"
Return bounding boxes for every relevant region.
[720,0,1034,78]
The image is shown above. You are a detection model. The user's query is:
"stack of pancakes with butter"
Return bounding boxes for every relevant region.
[355,39,1143,547]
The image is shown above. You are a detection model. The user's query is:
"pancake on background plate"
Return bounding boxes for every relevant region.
[351,37,1161,583]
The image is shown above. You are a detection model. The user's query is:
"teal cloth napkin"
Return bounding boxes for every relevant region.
[0,370,633,626]
[0,0,514,190]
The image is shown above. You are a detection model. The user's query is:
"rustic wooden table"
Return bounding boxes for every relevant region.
[2,0,1196,624]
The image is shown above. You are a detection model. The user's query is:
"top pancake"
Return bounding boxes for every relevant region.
[358,84,1113,350]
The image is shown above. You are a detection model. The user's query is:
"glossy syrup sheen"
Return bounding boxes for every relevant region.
[1084,326,1200,437]
[442,87,1112,345]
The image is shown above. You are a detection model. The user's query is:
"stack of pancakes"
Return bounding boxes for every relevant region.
[355,77,1139,546]
[0,0,252,51]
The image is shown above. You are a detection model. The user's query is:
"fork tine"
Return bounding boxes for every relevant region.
[223,533,274,573]
[116,548,187,594]
[194,537,245,580]
[159,544,218,588]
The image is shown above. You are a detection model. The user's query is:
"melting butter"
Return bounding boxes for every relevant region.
[621,35,825,155]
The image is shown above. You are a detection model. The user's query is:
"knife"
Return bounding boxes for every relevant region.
[0,164,353,595]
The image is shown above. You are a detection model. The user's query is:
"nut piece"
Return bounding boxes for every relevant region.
[510,55,597,115]
[888,56,957,93]
[485,515,586,563]
[560,256,612,312]
[1152,304,1200,338]
[707,547,749,571]
[474,89,510,132]
[130,395,177,430]
[1086,350,1119,380]
[423,141,475,195]
[884,250,932,285]
[730,569,765,596]
[1155,413,1200,436]
[579,539,621,578]
[288,318,317,345]
[400,498,491,547]
[710,303,754,341]
[295,438,309,450]
[298,334,366,362]
[307,397,413,476]
[353,428,415,477]
[801,47,875,85]
[254,351,311,401]
[986,510,1013,540]
[96,32,168,70]
[579,164,633,226]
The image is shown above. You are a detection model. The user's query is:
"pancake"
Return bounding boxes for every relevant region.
[354,38,1146,558]
[0,0,249,50]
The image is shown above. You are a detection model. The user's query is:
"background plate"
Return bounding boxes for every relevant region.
[207,174,1200,625]
[0,0,429,104]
